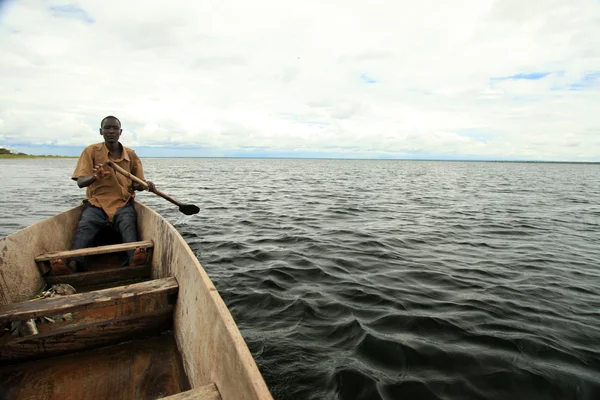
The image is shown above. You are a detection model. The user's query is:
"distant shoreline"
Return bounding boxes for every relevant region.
[0,147,76,159]
[0,147,598,164]
[0,154,76,159]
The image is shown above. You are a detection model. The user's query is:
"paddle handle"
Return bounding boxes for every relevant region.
[151,188,185,207]
[105,160,149,190]
[105,160,185,208]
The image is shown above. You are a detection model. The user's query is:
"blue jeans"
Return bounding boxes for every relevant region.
[71,202,138,268]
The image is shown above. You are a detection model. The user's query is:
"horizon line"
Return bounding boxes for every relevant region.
[136,156,600,164]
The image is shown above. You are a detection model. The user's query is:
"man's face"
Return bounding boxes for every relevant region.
[100,118,122,144]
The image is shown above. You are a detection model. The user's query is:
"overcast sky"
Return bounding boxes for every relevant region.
[1,0,599,160]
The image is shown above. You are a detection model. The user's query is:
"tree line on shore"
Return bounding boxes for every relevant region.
[0,147,71,158]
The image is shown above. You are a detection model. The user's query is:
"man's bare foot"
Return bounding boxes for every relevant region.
[129,248,147,266]
[49,259,76,275]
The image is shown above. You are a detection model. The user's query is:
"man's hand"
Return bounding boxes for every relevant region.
[77,164,111,188]
[133,180,155,191]
[93,164,111,180]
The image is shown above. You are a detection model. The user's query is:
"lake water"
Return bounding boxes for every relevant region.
[1,158,599,400]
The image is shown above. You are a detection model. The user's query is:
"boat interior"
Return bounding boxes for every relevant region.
[0,227,220,400]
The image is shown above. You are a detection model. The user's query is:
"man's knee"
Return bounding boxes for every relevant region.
[114,204,138,239]
[79,205,108,227]
[72,205,107,251]
[119,217,137,232]
[116,205,136,224]
[75,207,105,235]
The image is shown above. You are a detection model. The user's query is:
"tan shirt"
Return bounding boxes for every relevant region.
[72,142,146,220]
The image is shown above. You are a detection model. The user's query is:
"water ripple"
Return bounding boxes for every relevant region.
[1,158,600,400]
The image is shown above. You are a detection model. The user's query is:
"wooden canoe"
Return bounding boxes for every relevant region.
[0,202,274,400]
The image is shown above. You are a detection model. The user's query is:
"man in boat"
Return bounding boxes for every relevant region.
[50,116,155,275]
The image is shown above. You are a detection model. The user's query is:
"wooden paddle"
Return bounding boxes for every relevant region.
[105,160,200,215]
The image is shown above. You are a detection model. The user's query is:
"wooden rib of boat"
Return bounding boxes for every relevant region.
[0,202,274,400]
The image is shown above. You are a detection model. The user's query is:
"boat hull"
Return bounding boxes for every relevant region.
[0,202,273,400]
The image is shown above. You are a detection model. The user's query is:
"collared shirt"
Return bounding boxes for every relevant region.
[72,142,146,220]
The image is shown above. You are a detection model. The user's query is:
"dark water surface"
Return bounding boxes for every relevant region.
[1,158,599,400]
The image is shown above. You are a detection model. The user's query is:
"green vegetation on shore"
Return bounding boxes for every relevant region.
[0,147,74,159]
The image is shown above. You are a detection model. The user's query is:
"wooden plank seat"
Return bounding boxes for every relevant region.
[35,240,154,278]
[0,277,178,364]
[35,240,154,262]
[158,383,222,400]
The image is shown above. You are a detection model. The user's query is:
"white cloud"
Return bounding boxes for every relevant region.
[0,0,599,160]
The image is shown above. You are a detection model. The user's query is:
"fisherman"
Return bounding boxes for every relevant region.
[50,116,155,275]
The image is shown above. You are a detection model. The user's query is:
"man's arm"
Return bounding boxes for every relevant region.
[77,175,97,188]
[74,164,111,188]
[72,146,95,187]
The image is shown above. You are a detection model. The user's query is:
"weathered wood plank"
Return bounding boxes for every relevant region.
[34,240,154,262]
[0,294,173,345]
[0,277,178,323]
[158,384,222,400]
[0,307,173,364]
[0,206,85,307]
[0,334,190,400]
[75,277,151,294]
[44,264,151,288]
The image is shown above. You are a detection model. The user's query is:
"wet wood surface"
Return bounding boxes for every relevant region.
[158,383,222,400]
[35,240,154,262]
[0,334,190,400]
[1,294,172,340]
[0,307,173,364]
[0,277,178,323]
[44,264,151,288]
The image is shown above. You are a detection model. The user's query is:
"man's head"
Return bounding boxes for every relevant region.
[99,116,122,144]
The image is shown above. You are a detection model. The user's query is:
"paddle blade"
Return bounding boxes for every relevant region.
[179,204,200,215]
